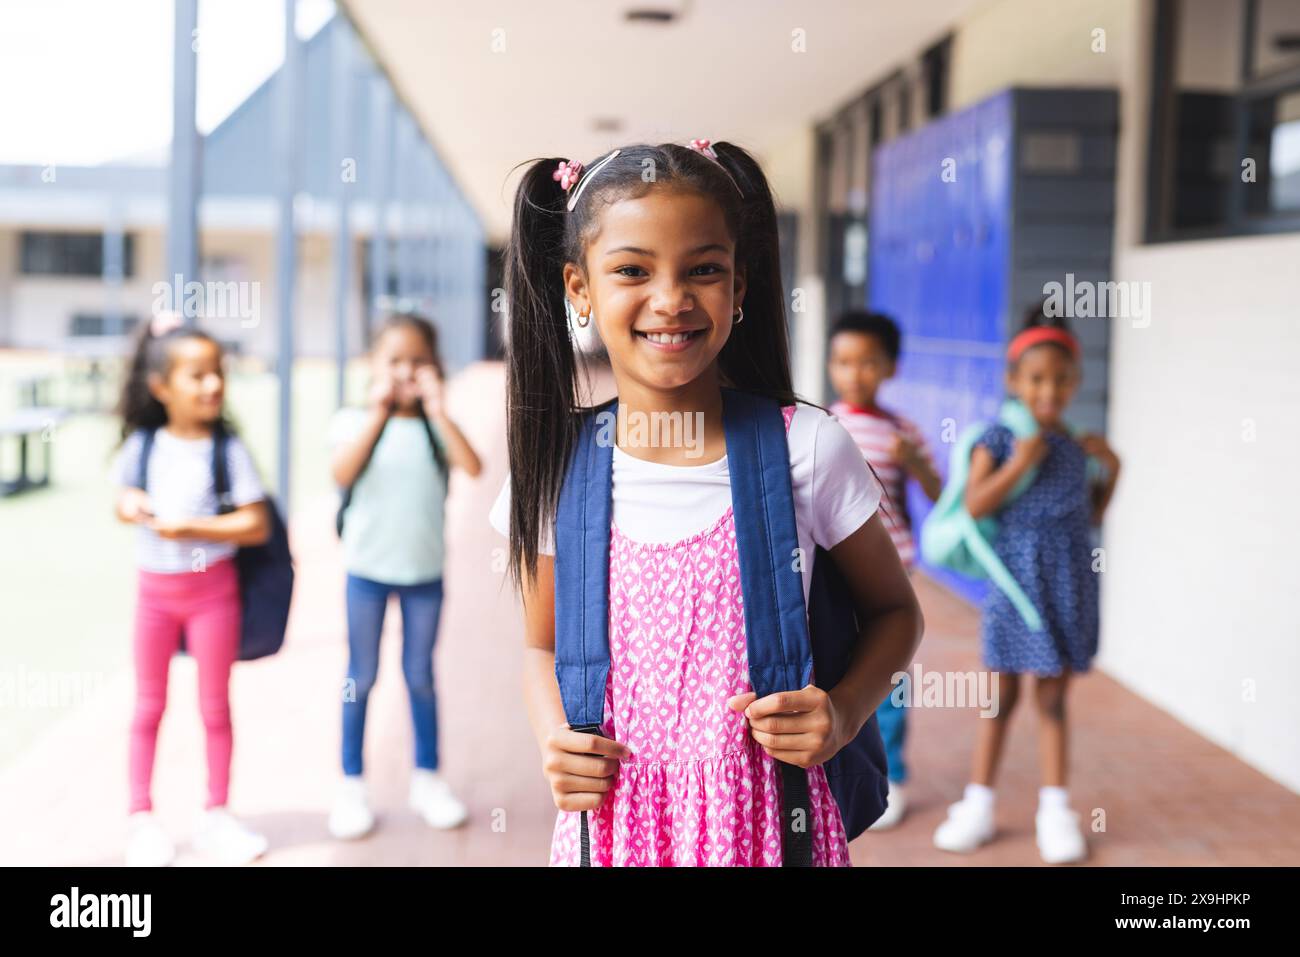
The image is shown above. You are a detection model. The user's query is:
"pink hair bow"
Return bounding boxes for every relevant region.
[552,159,584,192]
[688,138,719,160]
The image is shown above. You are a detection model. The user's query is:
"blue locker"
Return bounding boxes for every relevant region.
[867,87,1117,604]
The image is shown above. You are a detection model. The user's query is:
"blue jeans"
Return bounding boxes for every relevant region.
[342,574,444,776]
[876,674,909,784]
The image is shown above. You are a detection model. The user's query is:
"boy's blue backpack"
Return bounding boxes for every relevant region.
[554,387,890,867]
[919,398,1097,631]
[135,424,294,661]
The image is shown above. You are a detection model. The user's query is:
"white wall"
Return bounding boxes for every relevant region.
[1102,0,1300,791]
[949,0,1133,108]
[1105,235,1300,792]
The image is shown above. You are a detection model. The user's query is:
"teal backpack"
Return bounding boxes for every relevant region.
[920,399,1094,632]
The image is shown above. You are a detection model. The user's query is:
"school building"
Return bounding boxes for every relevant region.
[0,14,487,372]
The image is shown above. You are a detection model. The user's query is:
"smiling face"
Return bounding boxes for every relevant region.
[563,188,745,395]
[1007,344,1080,428]
[148,335,225,426]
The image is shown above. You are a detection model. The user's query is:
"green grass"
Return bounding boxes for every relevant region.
[0,352,371,769]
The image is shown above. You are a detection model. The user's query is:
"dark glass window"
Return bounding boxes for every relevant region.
[69,314,140,336]
[1147,0,1300,239]
[360,238,401,301]
[20,231,135,277]
[922,38,951,118]
[1246,88,1300,213]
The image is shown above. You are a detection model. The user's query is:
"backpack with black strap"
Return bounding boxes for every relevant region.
[134,423,294,661]
[554,386,890,866]
[335,408,448,538]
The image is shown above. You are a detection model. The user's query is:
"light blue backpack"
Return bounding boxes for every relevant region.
[920,398,1093,632]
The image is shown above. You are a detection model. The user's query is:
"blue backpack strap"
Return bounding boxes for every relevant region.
[721,388,813,696]
[553,397,618,728]
[721,387,815,867]
[211,422,235,515]
[135,428,156,491]
[554,398,619,868]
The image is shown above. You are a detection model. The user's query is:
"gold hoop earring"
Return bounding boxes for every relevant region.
[733,306,744,325]
[577,304,592,328]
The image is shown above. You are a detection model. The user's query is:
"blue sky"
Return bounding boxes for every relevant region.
[0,0,335,166]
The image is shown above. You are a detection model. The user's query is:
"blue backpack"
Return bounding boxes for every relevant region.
[135,424,294,661]
[554,387,889,866]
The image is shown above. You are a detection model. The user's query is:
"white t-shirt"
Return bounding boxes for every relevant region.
[111,428,265,573]
[487,404,882,606]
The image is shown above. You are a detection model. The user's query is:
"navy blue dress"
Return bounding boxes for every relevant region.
[975,424,1098,676]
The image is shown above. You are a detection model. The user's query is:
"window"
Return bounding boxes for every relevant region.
[922,37,952,119]
[1147,0,1300,239]
[69,314,140,337]
[360,237,401,301]
[19,231,134,277]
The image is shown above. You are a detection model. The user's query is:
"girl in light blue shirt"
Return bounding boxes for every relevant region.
[326,312,483,839]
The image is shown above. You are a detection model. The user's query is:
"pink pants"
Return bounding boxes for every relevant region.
[130,558,241,814]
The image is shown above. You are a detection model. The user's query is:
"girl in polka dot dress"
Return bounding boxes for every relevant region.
[490,142,923,866]
[933,307,1121,865]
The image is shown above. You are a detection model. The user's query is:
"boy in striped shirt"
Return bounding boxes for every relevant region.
[827,310,942,830]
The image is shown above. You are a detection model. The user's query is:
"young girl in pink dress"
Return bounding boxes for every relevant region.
[489,141,924,866]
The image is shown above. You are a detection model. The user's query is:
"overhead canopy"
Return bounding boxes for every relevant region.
[339,0,977,244]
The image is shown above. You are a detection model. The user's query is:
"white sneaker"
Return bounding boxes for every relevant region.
[1036,804,1087,864]
[328,776,376,840]
[409,769,468,829]
[125,811,175,867]
[192,807,268,865]
[933,794,996,853]
[868,781,908,831]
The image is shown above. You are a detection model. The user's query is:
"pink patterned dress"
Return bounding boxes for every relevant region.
[550,405,851,866]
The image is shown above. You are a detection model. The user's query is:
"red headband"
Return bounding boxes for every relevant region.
[1007,326,1080,362]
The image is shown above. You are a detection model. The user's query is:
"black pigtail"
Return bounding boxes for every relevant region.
[503,158,583,590]
[710,142,799,407]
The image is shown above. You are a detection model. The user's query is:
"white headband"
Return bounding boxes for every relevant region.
[566,149,621,212]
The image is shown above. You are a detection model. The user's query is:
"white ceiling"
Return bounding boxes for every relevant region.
[340,0,977,243]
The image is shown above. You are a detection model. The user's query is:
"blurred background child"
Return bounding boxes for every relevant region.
[111,312,271,867]
[326,312,482,840]
[827,309,941,829]
[932,305,1120,864]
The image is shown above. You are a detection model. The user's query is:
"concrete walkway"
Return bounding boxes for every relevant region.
[2,360,1297,866]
